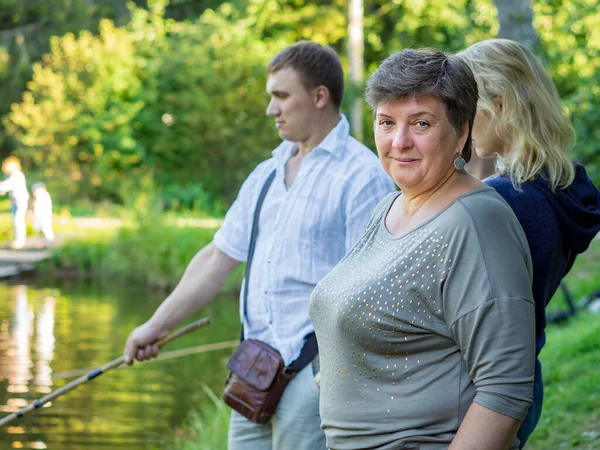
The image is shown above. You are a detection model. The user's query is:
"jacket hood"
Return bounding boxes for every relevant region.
[530,162,600,254]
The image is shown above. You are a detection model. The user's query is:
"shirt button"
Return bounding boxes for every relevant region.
[267,258,272,263]
[264,290,268,294]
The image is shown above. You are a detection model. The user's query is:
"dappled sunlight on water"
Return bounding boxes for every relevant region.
[0,282,240,449]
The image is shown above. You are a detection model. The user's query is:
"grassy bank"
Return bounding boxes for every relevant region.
[34,221,243,294]
[162,384,231,450]
[527,312,600,449]
[167,240,600,449]
[526,239,600,450]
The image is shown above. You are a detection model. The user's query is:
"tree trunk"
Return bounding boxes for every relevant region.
[494,0,539,48]
[348,0,364,141]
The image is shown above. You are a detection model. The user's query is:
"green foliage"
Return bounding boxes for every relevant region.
[527,312,600,449]
[2,0,600,208]
[534,0,600,182]
[245,0,348,45]
[519,240,600,449]
[132,2,283,203]
[6,20,144,202]
[164,384,230,450]
[39,194,244,291]
[565,86,600,183]
[0,0,136,149]
[5,1,283,206]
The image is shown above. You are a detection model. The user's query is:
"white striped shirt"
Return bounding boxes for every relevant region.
[214,115,395,364]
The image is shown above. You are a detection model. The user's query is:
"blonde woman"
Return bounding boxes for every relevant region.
[0,156,29,249]
[457,39,600,447]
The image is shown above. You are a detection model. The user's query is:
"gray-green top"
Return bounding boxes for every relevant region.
[309,188,535,450]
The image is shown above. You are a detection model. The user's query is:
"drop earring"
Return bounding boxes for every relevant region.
[454,154,466,170]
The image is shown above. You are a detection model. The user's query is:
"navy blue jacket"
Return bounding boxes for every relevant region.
[486,163,600,355]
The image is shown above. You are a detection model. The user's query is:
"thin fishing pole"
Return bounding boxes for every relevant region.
[0,317,211,427]
[53,339,239,380]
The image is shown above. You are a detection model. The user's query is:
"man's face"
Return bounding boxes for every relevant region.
[265,67,317,142]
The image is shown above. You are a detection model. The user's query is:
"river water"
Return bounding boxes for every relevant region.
[0,280,240,449]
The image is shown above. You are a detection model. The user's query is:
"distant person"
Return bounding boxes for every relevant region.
[0,156,29,249]
[457,38,600,447]
[31,182,55,245]
[123,41,394,450]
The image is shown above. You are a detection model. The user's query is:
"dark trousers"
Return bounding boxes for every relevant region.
[517,358,544,448]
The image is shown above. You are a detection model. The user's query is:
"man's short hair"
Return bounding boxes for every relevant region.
[268,41,344,110]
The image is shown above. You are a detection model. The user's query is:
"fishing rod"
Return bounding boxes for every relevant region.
[0,317,211,427]
[53,339,239,380]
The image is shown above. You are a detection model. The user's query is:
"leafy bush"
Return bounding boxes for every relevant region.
[132,2,284,204]
[5,19,144,203]
[5,1,282,208]
[4,0,600,208]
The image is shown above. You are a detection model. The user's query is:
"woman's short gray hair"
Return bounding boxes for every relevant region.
[366,48,478,161]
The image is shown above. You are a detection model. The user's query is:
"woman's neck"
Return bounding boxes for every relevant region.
[401,169,459,217]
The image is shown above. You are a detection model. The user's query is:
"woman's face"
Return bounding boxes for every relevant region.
[472,107,505,158]
[374,95,467,193]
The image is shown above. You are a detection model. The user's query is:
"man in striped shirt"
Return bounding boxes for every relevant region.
[124,41,394,449]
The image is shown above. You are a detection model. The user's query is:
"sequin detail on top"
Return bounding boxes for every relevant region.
[310,194,455,418]
[309,189,536,450]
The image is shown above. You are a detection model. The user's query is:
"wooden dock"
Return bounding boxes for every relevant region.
[0,244,52,278]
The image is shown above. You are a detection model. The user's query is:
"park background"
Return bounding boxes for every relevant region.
[0,0,598,449]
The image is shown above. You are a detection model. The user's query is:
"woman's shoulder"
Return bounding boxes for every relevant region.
[443,189,533,293]
[450,187,524,236]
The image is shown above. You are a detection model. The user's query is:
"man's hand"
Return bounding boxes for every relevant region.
[123,321,171,365]
[122,242,241,365]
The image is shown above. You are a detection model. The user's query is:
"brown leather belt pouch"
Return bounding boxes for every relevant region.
[223,339,295,424]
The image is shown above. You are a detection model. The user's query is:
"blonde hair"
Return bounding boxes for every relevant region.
[2,156,21,172]
[457,39,574,191]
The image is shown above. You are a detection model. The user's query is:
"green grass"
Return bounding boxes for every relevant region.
[161,384,230,450]
[37,209,243,293]
[526,239,600,449]
[527,312,600,449]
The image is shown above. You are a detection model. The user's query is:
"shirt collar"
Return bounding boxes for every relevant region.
[272,114,350,162]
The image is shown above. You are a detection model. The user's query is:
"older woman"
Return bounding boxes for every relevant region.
[457,39,600,447]
[309,49,535,450]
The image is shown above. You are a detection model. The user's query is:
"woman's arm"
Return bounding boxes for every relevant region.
[444,194,536,448]
[449,403,522,450]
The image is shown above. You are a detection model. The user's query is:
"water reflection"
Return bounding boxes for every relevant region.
[8,286,35,395]
[0,282,239,449]
[34,294,55,394]
[0,285,54,449]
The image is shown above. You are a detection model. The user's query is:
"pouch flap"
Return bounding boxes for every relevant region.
[227,340,284,391]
